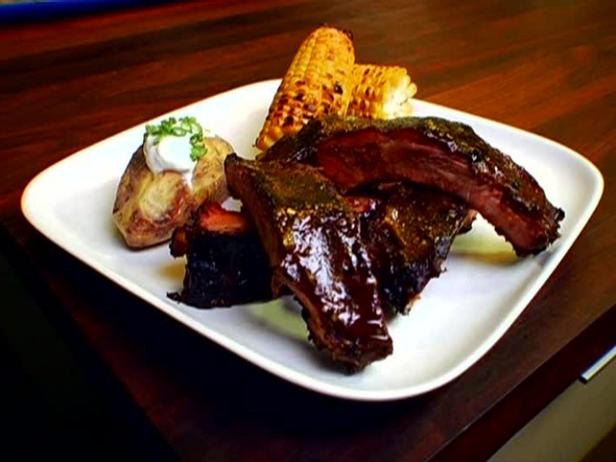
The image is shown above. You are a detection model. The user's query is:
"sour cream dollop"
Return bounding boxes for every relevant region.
[144,133,195,177]
[143,116,211,186]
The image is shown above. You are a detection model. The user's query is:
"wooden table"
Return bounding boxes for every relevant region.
[1,1,614,460]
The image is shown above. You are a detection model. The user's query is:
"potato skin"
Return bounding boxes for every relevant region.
[191,136,234,206]
[113,136,234,248]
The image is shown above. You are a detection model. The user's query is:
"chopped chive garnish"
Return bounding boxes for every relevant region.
[145,116,207,162]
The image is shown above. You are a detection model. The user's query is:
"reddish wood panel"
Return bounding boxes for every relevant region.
[1,1,615,461]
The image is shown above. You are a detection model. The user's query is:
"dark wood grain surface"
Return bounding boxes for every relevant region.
[1,1,615,460]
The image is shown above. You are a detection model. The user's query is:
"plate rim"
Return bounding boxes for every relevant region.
[21,79,605,401]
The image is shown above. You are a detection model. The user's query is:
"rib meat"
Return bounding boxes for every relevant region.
[225,154,392,369]
[262,116,564,255]
[169,202,272,308]
[366,184,474,313]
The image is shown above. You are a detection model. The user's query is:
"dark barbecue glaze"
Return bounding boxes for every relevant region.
[367,184,474,313]
[169,202,272,308]
[262,116,564,256]
[225,155,392,369]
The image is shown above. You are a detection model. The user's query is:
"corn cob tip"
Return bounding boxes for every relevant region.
[255,26,356,150]
[347,64,417,119]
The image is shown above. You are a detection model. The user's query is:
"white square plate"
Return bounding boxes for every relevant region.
[21,80,603,401]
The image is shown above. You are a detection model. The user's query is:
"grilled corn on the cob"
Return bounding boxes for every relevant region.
[255,26,355,150]
[347,64,417,119]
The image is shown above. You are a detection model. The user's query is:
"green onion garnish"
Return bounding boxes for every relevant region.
[145,116,207,162]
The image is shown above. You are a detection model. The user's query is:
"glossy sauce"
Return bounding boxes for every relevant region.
[225,155,392,369]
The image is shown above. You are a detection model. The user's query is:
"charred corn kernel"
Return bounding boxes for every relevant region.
[255,26,355,150]
[347,64,417,119]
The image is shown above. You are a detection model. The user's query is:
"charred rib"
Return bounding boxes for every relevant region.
[169,202,272,308]
[263,116,564,255]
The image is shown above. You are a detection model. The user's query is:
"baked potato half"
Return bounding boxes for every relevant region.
[113,135,234,248]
